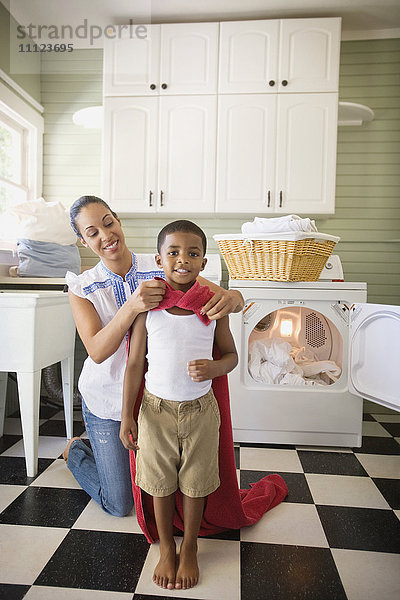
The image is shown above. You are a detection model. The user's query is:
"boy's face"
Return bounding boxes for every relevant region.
[156,231,207,291]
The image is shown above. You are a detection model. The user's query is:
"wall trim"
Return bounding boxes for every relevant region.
[342,28,400,41]
[0,67,44,113]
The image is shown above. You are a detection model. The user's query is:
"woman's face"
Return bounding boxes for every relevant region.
[75,202,126,262]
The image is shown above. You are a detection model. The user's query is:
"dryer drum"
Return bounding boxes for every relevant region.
[248,307,342,385]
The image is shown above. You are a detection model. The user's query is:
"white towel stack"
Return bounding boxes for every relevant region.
[241,215,318,235]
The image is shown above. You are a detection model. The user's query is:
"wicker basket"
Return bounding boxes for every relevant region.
[213,232,340,281]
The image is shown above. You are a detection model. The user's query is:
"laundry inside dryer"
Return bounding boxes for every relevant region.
[248,307,343,386]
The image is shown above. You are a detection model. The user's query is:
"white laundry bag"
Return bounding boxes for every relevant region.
[7,197,77,245]
[5,198,81,277]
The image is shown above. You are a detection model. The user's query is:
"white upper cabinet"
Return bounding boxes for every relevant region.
[159,24,219,95]
[103,96,216,213]
[219,17,341,94]
[216,93,338,214]
[104,23,219,96]
[103,17,341,215]
[158,96,216,212]
[103,97,158,212]
[279,19,341,92]
[103,25,161,96]
[275,93,338,214]
[216,94,277,213]
[218,20,279,94]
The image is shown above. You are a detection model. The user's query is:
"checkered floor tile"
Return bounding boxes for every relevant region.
[0,401,399,600]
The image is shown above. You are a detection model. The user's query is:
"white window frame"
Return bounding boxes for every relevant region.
[0,77,44,211]
[0,110,29,204]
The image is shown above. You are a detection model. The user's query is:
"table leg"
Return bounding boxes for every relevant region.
[0,372,8,437]
[61,354,74,440]
[17,370,41,478]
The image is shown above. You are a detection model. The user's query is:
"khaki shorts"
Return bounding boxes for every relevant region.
[135,387,221,498]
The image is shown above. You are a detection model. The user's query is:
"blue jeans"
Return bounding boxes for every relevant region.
[67,399,134,517]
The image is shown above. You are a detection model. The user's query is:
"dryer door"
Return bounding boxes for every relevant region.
[349,303,400,412]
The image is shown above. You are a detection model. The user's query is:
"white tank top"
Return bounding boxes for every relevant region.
[145,309,216,401]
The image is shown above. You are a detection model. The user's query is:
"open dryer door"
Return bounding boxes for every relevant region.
[349,303,400,412]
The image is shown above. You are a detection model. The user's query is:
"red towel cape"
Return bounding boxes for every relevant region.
[129,282,288,543]
[151,277,214,325]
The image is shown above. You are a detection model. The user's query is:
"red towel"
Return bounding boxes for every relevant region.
[129,282,288,543]
[152,277,214,325]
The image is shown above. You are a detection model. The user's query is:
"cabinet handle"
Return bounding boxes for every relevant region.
[267,190,271,207]
[279,190,283,207]
[150,84,156,90]
[149,190,153,207]
[161,83,168,89]
[281,80,288,87]
[160,190,164,206]
[268,80,275,87]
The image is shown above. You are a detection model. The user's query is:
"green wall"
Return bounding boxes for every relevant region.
[41,39,400,304]
[0,1,41,103]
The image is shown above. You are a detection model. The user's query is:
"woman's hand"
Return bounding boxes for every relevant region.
[200,288,244,320]
[119,418,139,451]
[128,279,166,313]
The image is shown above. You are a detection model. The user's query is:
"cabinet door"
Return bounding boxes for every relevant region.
[103,25,160,96]
[279,18,341,92]
[275,93,338,215]
[157,96,216,213]
[216,95,277,213]
[219,20,279,93]
[160,23,219,94]
[103,97,158,212]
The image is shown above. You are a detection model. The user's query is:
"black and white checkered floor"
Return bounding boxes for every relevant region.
[0,402,399,600]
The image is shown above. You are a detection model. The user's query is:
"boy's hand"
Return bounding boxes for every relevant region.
[119,418,139,451]
[187,359,217,382]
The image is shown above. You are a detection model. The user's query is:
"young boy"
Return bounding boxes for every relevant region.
[120,220,238,591]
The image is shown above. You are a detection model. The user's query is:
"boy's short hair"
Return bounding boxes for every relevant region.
[157,220,207,255]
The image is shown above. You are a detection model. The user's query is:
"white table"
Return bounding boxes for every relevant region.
[0,291,76,476]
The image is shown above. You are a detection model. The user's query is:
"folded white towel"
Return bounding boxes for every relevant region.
[241,215,318,235]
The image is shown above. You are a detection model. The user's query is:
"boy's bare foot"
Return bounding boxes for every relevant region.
[153,540,177,590]
[62,437,81,462]
[175,541,199,589]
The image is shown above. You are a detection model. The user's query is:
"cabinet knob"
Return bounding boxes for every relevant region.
[149,190,153,207]
[268,80,275,87]
[161,83,168,90]
[150,84,156,90]
[279,190,283,207]
[281,80,288,87]
[160,190,164,206]
[267,190,271,207]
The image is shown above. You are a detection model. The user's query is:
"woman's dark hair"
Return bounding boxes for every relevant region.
[69,196,118,238]
[157,220,207,255]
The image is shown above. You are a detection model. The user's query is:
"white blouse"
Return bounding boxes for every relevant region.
[66,253,164,421]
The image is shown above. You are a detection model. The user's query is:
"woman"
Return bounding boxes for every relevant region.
[63,195,244,517]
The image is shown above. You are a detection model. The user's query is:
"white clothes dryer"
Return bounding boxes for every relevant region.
[228,273,400,447]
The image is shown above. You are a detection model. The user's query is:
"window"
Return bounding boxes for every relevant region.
[0,111,29,213]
